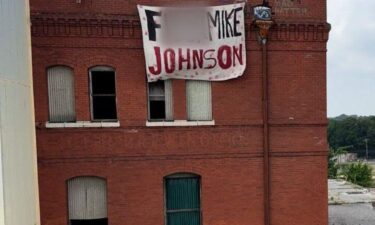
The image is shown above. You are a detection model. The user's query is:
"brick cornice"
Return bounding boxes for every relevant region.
[267,21,330,42]
[30,12,141,39]
[31,12,330,43]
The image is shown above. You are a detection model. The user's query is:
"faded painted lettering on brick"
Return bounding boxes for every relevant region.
[138,3,246,82]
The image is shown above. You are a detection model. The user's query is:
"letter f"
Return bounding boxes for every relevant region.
[145,10,161,41]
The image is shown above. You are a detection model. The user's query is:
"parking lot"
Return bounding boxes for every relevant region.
[329,180,375,225]
[329,203,375,225]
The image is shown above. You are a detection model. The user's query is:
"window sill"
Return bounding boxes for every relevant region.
[45,121,120,129]
[146,120,215,127]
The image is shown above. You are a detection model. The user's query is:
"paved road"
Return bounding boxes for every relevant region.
[329,203,375,225]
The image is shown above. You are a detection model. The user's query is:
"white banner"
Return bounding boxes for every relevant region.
[137,3,246,82]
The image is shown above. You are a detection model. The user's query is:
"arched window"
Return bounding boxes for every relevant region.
[47,66,76,122]
[89,66,117,121]
[164,173,201,225]
[67,177,108,225]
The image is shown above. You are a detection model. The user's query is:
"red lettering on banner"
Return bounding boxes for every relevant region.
[164,48,176,73]
[148,46,162,75]
[178,48,191,70]
[192,50,204,69]
[218,45,232,69]
[148,44,243,75]
[233,44,243,66]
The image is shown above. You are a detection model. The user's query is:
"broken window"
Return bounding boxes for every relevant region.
[186,80,212,121]
[47,66,76,122]
[148,80,173,121]
[90,67,117,121]
[68,177,108,225]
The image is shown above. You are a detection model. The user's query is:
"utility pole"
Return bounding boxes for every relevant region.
[364,138,369,160]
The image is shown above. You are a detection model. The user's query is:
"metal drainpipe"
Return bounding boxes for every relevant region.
[262,40,270,225]
[255,19,274,225]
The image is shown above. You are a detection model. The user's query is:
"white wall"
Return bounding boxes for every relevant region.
[0,0,40,225]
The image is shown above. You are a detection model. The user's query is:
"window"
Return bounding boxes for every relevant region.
[186,81,212,121]
[67,177,108,225]
[47,66,76,122]
[90,67,117,121]
[165,173,201,225]
[148,80,173,121]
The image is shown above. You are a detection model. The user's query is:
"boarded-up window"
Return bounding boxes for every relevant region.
[90,66,117,121]
[165,174,201,225]
[148,80,173,121]
[186,81,212,121]
[68,177,108,225]
[47,66,76,122]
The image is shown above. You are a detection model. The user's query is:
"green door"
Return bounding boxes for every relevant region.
[165,175,201,225]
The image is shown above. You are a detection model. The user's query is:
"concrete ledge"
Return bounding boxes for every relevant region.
[45,121,120,128]
[146,120,215,127]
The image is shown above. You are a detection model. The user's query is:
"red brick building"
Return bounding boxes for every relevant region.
[30,0,330,225]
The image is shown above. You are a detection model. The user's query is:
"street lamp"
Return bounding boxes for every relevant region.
[253,1,272,21]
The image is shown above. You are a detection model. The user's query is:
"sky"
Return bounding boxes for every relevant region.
[327,0,375,117]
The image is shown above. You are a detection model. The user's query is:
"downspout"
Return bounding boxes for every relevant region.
[254,20,274,225]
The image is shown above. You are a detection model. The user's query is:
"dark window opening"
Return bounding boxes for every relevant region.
[91,71,116,94]
[92,96,117,120]
[148,80,173,121]
[90,69,117,120]
[70,218,108,225]
[148,80,166,120]
[150,101,166,119]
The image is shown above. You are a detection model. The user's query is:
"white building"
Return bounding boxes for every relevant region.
[0,0,40,224]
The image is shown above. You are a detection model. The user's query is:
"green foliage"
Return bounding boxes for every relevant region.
[328,115,375,153]
[340,162,373,187]
[328,115,375,186]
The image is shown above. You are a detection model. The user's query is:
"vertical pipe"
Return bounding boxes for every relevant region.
[262,41,270,225]
[255,19,273,225]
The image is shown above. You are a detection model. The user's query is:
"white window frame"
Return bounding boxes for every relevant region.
[147,80,173,121]
[89,66,118,122]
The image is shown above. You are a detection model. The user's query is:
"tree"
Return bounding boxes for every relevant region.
[340,162,373,187]
[328,115,375,156]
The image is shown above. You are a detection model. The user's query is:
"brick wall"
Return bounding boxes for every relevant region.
[31,0,330,225]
